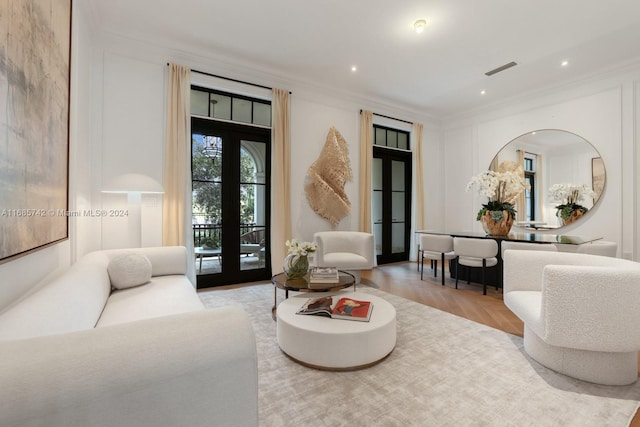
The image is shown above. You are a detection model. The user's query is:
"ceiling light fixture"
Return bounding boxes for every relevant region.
[414,19,427,33]
[561,60,569,67]
[480,90,486,95]
[351,65,357,72]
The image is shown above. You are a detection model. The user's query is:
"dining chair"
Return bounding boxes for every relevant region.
[576,240,617,257]
[453,237,498,295]
[419,234,456,286]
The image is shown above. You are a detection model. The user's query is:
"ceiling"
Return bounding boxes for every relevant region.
[86,0,640,119]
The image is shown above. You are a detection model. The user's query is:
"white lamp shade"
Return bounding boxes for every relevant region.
[102,173,164,194]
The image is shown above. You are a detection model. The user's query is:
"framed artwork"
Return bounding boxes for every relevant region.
[591,157,605,205]
[0,0,72,263]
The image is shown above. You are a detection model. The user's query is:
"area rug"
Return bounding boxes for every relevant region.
[199,284,640,426]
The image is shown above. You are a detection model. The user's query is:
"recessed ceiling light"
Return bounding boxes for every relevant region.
[414,19,427,34]
[351,65,357,72]
[480,90,486,95]
[561,60,569,67]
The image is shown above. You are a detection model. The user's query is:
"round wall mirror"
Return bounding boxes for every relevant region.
[490,129,605,229]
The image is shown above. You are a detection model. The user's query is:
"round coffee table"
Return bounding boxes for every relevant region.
[276,291,396,370]
[271,271,355,319]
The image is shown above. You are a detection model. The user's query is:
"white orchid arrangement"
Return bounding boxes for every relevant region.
[285,239,317,256]
[548,183,595,221]
[548,183,595,205]
[466,169,530,221]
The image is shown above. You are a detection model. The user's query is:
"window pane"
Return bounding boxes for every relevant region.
[240,225,265,271]
[391,160,405,191]
[192,134,223,181]
[253,102,271,126]
[190,89,209,116]
[372,190,382,226]
[241,141,266,184]
[392,191,405,222]
[397,132,408,150]
[192,181,222,228]
[232,98,252,123]
[211,94,231,120]
[388,131,398,148]
[375,127,386,146]
[391,223,405,254]
[373,223,383,256]
[372,157,382,190]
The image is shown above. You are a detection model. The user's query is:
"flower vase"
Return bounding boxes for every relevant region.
[481,210,514,236]
[283,254,309,279]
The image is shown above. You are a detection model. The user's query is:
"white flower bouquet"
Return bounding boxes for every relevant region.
[548,183,595,223]
[285,239,317,256]
[466,169,530,221]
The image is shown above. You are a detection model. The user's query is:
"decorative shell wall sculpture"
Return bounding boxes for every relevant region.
[305,126,352,226]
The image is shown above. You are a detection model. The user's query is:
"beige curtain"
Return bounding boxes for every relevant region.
[536,154,543,222]
[516,150,526,219]
[271,88,291,272]
[359,110,373,232]
[162,63,194,282]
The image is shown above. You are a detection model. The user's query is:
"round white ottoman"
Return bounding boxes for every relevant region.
[276,291,396,370]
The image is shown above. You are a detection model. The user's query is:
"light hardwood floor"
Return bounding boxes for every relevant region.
[361,261,524,336]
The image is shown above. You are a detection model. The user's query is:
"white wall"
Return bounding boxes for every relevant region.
[0,3,94,310]
[443,69,640,260]
[85,31,439,255]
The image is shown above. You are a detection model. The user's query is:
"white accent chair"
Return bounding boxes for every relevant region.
[503,250,640,385]
[453,237,498,295]
[314,231,375,284]
[576,240,618,257]
[419,234,456,286]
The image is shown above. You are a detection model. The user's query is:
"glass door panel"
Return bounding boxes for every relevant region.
[372,157,383,256]
[239,140,267,271]
[391,160,406,255]
[192,118,271,288]
[373,147,411,264]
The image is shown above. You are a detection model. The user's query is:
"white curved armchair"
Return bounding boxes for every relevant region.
[313,232,375,284]
[503,250,640,385]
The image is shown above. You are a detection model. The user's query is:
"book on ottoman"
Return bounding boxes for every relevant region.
[296,296,373,322]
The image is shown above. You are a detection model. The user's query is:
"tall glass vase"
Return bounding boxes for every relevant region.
[283,254,309,279]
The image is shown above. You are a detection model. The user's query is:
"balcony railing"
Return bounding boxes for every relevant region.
[192,223,263,247]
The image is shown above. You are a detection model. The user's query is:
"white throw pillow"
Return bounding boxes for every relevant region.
[107,253,152,289]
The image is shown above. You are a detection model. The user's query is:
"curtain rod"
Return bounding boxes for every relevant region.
[360,109,413,125]
[168,63,287,92]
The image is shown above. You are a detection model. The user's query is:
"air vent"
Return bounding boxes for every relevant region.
[485,61,518,76]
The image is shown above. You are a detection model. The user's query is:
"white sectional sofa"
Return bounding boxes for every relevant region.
[0,246,258,427]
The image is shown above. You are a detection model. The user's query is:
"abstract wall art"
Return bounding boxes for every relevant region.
[0,0,72,262]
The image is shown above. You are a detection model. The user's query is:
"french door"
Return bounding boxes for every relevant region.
[372,146,412,264]
[192,118,271,288]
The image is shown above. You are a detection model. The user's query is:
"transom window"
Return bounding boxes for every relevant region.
[191,87,271,127]
[374,125,410,150]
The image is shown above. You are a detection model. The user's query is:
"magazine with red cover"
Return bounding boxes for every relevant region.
[296,296,373,322]
[330,297,373,322]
